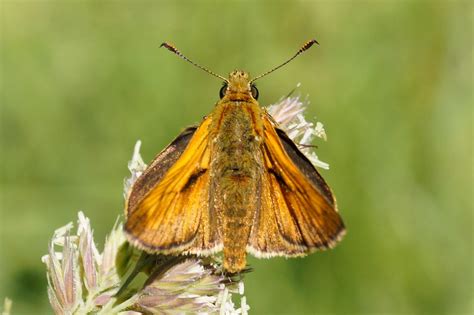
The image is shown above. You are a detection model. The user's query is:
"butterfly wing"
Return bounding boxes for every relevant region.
[125,116,222,255]
[248,115,345,258]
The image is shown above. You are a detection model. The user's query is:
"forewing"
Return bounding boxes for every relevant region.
[125,117,221,255]
[248,116,345,257]
[126,126,196,210]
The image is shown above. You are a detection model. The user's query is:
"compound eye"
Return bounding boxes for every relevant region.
[251,84,259,100]
[219,84,228,99]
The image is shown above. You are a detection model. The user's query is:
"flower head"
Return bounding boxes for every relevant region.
[43,212,248,314]
[267,89,330,169]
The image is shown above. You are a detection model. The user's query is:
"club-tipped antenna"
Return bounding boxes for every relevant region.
[250,39,319,83]
[161,42,228,82]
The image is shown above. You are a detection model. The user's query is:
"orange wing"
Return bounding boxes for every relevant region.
[125,116,222,255]
[248,115,345,258]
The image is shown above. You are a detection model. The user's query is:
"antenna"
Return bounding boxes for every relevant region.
[160,42,228,82]
[250,39,319,83]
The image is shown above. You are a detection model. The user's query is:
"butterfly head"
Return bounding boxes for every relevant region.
[219,70,259,101]
[161,40,318,103]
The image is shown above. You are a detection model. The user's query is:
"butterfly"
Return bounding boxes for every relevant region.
[124,40,345,273]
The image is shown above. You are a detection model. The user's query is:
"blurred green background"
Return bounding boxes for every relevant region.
[1,1,472,314]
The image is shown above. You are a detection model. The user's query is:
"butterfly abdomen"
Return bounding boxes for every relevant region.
[210,101,264,273]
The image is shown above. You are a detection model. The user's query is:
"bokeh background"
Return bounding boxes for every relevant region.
[1,1,472,314]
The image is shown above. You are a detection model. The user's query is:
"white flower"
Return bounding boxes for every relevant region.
[123,140,147,198]
[43,211,246,314]
[267,89,330,169]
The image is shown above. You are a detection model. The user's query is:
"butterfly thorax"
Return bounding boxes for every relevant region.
[209,76,264,273]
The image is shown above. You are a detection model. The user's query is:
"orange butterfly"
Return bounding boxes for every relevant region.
[125,40,345,273]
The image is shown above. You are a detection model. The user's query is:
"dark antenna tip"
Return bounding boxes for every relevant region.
[160,42,178,54]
